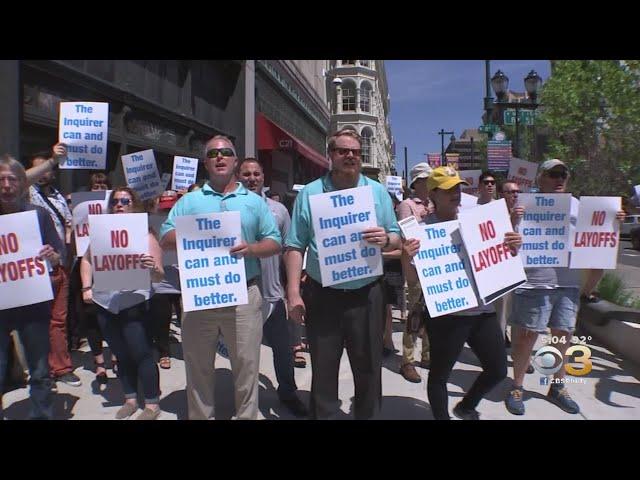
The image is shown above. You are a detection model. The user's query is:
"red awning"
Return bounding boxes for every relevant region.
[256,113,329,169]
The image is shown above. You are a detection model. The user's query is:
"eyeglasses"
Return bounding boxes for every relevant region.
[332,147,362,157]
[0,175,19,184]
[206,148,236,158]
[482,180,496,186]
[110,197,131,206]
[545,170,568,179]
[503,190,520,194]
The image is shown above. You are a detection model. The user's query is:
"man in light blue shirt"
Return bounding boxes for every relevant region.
[284,128,403,420]
[160,135,281,420]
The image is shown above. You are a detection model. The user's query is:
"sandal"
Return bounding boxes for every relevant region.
[159,357,171,369]
[293,347,307,368]
[95,361,108,385]
[582,292,601,303]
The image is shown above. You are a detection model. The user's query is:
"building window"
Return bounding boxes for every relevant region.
[341,80,356,112]
[361,127,373,164]
[360,82,372,113]
[359,60,370,67]
[341,60,356,66]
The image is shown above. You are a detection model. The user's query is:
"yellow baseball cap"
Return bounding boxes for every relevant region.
[427,166,470,191]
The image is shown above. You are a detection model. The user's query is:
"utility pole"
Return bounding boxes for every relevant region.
[404,146,408,183]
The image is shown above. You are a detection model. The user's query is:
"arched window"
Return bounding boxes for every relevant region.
[361,127,373,164]
[359,60,370,67]
[341,79,357,112]
[341,60,356,66]
[360,81,372,113]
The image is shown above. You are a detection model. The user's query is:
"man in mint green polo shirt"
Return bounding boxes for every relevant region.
[284,128,405,420]
[160,135,281,420]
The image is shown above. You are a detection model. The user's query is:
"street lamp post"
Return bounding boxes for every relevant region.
[487,67,543,161]
[438,129,455,166]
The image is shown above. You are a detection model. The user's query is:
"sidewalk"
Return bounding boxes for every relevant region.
[2,312,639,420]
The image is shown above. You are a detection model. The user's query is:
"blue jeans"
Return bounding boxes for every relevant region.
[263,299,297,399]
[96,302,160,404]
[0,302,54,419]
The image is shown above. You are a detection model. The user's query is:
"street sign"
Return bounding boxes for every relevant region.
[479,124,500,134]
[504,109,537,126]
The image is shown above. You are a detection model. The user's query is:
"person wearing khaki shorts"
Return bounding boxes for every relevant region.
[396,163,433,383]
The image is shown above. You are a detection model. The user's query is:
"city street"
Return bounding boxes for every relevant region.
[3,308,639,420]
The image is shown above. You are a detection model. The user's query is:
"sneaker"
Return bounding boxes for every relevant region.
[453,402,480,420]
[279,395,309,418]
[505,387,525,415]
[115,403,138,420]
[547,385,580,414]
[400,363,422,383]
[56,372,82,387]
[135,407,161,420]
[418,358,430,369]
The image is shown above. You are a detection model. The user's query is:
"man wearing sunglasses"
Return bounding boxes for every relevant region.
[284,128,405,420]
[160,135,281,420]
[477,171,497,205]
[505,159,625,416]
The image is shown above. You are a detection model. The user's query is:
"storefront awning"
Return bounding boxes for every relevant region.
[256,113,329,169]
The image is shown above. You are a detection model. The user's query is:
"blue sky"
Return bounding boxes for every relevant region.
[386,60,551,175]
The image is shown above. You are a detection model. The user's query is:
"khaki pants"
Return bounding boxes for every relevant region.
[402,283,430,366]
[181,285,263,420]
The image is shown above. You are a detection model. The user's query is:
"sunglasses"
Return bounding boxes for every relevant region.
[91,183,109,190]
[482,180,496,186]
[332,147,362,157]
[206,148,236,158]
[545,170,568,179]
[110,197,131,206]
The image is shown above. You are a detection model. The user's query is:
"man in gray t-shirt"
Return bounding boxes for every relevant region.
[237,158,308,417]
[505,159,625,417]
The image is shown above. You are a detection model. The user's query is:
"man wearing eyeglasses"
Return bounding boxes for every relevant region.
[477,171,497,205]
[505,159,625,416]
[160,135,281,420]
[284,128,405,420]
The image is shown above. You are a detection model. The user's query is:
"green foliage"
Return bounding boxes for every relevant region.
[537,60,640,196]
[597,272,640,308]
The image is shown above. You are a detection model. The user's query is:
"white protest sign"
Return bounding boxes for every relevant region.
[458,199,527,304]
[172,156,198,191]
[570,196,621,269]
[175,212,247,312]
[89,213,150,291]
[58,102,109,170]
[122,150,163,201]
[0,210,54,310]
[507,158,538,193]
[518,193,572,268]
[460,192,479,211]
[385,175,403,202]
[399,219,478,317]
[310,186,382,287]
[71,190,111,257]
[458,170,482,195]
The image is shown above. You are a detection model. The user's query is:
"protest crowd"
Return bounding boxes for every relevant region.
[0,117,627,420]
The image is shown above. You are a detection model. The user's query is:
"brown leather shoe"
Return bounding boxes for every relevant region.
[400,363,422,383]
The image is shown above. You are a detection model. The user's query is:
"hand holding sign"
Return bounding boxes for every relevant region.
[37,244,60,266]
[362,226,388,247]
[403,238,421,257]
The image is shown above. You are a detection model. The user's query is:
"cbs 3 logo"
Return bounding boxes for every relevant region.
[531,345,592,376]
